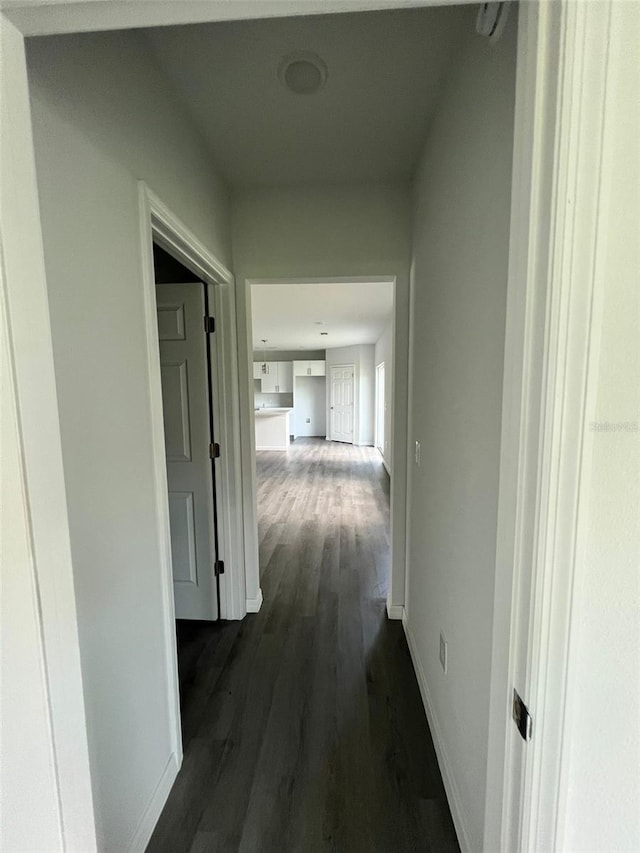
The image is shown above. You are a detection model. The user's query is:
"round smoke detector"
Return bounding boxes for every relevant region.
[278,51,328,95]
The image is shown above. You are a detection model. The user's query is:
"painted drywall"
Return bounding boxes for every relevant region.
[325,344,375,445]
[232,183,411,603]
[26,30,231,851]
[293,376,327,437]
[561,4,640,850]
[374,320,393,471]
[404,8,517,850]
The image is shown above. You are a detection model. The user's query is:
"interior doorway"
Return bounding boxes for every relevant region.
[154,245,222,621]
[247,277,396,598]
[375,361,385,456]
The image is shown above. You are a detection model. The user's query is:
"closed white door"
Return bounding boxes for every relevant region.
[330,365,355,443]
[156,283,219,620]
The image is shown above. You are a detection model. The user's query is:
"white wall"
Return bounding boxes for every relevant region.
[403,8,517,851]
[293,377,326,437]
[26,30,231,851]
[232,183,411,604]
[561,4,640,850]
[374,319,393,470]
[325,344,375,445]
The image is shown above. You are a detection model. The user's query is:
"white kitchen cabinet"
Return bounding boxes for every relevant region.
[293,360,326,377]
[256,361,292,393]
[275,361,293,393]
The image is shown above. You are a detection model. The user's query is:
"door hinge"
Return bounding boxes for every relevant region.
[513,689,533,741]
[214,560,225,576]
[204,315,215,334]
[209,442,220,459]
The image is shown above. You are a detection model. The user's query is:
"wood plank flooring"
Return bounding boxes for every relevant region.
[147,438,459,853]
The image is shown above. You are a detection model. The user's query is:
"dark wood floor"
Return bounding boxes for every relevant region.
[148,438,458,853]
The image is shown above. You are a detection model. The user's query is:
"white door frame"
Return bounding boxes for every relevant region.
[136,183,248,779]
[484,2,618,850]
[1,2,618,851]
[139,183,246,624]
[241,276,399,619]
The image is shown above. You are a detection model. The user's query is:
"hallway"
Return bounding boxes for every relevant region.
[148,438,458,852]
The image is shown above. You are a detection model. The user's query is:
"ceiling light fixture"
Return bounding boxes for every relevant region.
[278,51,328,95]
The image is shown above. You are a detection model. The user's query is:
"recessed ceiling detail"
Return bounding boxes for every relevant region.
[278,51,327,95]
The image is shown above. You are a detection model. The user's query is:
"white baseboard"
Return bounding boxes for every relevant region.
[128,751,180,853]
[402,611,471,853]
[386,601,404,620]
[246,588,263,613]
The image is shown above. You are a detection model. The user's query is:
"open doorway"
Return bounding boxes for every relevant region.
[249,277,395,590]
[153,243,222,623]
[152,243,225,747]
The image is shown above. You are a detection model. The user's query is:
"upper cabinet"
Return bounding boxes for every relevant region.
[254,361,293,393]
[293,360,326,377]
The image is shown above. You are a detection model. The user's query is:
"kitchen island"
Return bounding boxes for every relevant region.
[254,407,293,451]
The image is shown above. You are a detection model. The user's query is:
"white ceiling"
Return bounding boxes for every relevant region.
[143,5,469,186]
[251,282,394,351]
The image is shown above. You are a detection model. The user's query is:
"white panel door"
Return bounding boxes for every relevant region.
[330,365,355,444]
[156,283,218,620]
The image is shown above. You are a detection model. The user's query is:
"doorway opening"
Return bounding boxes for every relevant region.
[137,184,246,766]
[152,242,225,744]
[153,243,222,623]
[248,277,395,593]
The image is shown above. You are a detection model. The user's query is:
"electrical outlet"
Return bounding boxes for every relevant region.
[439,631,448,674]
[306,418,311,423]
[415,440,421,467]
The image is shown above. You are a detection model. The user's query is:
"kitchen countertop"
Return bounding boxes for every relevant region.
[254,407,293,416]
